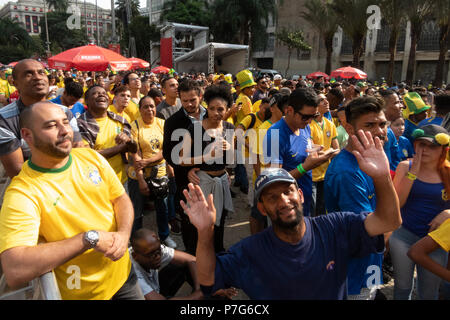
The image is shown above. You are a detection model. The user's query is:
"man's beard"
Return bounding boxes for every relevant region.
[33,133,73,159]
[271,206,303,230]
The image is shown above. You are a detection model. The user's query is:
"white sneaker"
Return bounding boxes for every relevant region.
[164,236,177,249]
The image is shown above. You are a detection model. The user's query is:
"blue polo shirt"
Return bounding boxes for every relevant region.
[264,117,312,216]
[324,149,384,295]
[419,116,443,127]
[50,95,85,118]
[403,119,418,145]
[390,136,414,171]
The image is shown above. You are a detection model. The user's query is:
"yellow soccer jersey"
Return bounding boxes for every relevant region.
[0,148,131,300]
[235,93,253,125]
[238,113,264,158]
[429,218,450,252]
[125,96,143,123]
[108,104,132,124]
[310,118,337,182]
[252,100,262,113]
[128,117,166,180]
[86,116,127,184]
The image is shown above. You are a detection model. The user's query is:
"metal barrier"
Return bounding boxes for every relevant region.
[0,271,62,300]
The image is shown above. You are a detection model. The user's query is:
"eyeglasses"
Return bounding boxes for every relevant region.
[137,247,161,259]
[296,111,320,121]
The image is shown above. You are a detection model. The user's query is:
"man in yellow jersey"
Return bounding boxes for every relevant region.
[0,101,143,300]
[123,72,143,122]
[309,92,339,217]
[249,93,287,234]
[77,85,137,185]
[108,85,132,124]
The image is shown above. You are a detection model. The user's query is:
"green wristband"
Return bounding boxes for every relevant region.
[297,163,306,175]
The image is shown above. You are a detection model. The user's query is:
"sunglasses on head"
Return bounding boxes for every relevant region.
[296,111,320,121]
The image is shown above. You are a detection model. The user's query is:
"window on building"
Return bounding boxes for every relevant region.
[32,16,38,33]
[25,15,31,33]
[417,20,440,51]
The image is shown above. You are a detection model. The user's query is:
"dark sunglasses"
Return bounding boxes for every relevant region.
[296,111,320,121]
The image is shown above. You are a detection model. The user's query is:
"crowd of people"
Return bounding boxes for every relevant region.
[0,58,449,300]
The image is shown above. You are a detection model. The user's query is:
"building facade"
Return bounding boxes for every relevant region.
[0,0,112,40]
[267,0,450,84]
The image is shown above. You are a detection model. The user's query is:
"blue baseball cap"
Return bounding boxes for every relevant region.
[254,168,297,201]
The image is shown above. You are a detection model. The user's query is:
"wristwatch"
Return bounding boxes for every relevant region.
[83,230,99,249]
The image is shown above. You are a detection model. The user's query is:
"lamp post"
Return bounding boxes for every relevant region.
[148,0,152,66]
[44,1,50,53]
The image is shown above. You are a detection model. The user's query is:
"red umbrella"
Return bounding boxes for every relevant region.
[8,61,18,67]
[330,66,367,80]
[151,65,170,74]
[306,71,330,80]
[48,44,132,71]
[129,57,150,69]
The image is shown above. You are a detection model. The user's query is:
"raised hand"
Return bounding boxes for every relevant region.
[180,183,216,232]
[351,130,390,179]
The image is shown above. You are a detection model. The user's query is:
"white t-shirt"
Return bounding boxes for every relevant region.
[130,245,175,295]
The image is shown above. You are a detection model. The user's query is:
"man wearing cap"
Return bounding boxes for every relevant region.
[180,128,400,300]
[0,59,82,179]
[273,75,282,90]
[0,67,15,106]
[263,88,336,217]
[402,92,431,145]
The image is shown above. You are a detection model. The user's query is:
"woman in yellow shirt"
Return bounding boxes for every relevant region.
[128,96,176,248]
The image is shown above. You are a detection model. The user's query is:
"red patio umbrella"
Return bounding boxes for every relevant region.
[8,61,18,67]
[306,71,330,80]
[151,65,170,74]
[48,44,132,71]
[330,66,367,80]
[129,57,150,69]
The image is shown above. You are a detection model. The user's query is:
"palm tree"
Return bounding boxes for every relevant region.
[0,17,37,62]
[276,27,312,76]
[115,0,140,27]
[331,0,374,69]
[300,0,339,75]
[404,0,433,85]
[210,0,278,54]
[45,0,69,12]
[432,0,450,87]
[378,0,408,86]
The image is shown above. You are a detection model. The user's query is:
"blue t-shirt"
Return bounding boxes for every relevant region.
[384,127,397,170]
[207,212,384,300]
[402,179,450,238]
[324,149,383,295]
[403,119,418,145]
[390,136,414,171]
[50,96,85,118]
[264,118,312,216]
[419,116,443,127]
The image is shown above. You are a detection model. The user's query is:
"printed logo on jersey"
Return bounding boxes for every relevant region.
[326,131,331,138]
[368,193,375,200]
[326,260,335,271]
[402,149,408,157]
[85,166,102,185]
[442,189,448,201]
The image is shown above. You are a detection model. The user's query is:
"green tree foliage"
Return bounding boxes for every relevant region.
[300,0,338,75]
[39,12,88,53]
[404,0,433,85]
[160,0,211,26]
[0,18,40,63]
[45,0,69,12]
[331,0,374,69]
[210,0,278,52]
[276,27,311,76]
[126,15,160,61]
[432,0,450,87]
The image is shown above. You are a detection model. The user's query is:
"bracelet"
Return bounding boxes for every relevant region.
[406,171,417,181]
[297,163,306,175]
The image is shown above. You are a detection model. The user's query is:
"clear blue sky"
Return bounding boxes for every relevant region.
[0,0,148,11]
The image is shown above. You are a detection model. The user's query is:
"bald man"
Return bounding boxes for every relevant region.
[0,59,82,179]
[0,102,141,300]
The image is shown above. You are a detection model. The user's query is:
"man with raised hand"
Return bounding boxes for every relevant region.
[180,129,400,299]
